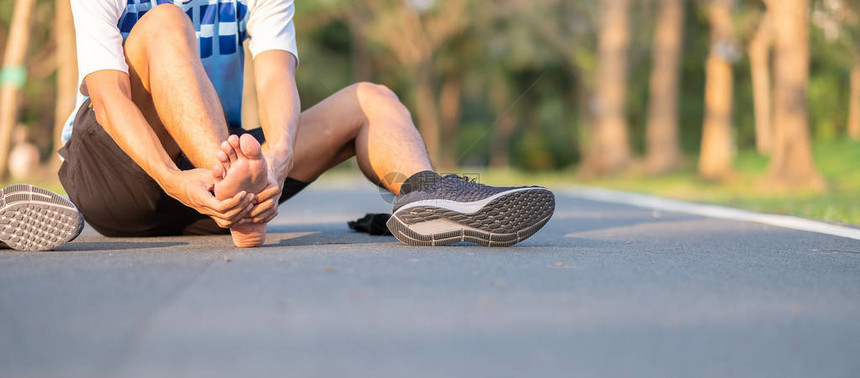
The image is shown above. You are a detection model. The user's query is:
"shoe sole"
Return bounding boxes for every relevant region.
[0,184,83,251]
[387,187,555,247]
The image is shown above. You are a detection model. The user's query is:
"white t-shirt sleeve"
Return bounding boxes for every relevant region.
[70,0,127,96]
[247,0,299,63]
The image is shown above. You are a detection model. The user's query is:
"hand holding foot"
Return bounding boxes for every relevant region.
[213,134,269,247]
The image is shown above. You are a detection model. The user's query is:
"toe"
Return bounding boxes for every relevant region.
[228,134,241,150]
[217,150,230,164]
[222,140,238,163]
[213,165,225,180]
[238,133,263,159]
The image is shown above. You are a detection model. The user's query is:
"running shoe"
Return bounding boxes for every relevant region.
[387,174,555,246]
[0,184,83,251]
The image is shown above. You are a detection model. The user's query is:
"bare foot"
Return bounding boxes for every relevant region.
[213,134,268,247]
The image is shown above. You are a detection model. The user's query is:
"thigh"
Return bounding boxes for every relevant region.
[58,100,225,236]
[59,100,165,236]
[286,84,368,183]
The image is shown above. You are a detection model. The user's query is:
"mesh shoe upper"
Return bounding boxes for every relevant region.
[392,174,539,212]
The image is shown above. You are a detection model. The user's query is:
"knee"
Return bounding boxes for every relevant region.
[127,5,195,51]
[354,82,402,108]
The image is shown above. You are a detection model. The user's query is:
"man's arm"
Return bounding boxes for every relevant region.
[244,50,300,224]
[85,70,253,227]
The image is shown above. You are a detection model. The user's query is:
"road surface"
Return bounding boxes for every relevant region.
[2,178,859,377]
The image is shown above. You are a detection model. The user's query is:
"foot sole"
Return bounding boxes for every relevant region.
[387,188,555,247]
[0,184,83,251]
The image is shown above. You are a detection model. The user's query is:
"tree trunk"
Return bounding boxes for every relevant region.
[645,0,684,174]
[489,114,516,170]
[488,77,515,170]
[766,0,825,190]
[698,0,735,180]
[0,0,37,180]
[749,13,773,154]
[582,0,632,176]
[849,58,860,140]
[413,62,441,167]
[52,0,77,169]
[437,73,462,170]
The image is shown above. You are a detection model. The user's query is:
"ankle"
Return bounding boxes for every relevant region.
[399,170,440,195]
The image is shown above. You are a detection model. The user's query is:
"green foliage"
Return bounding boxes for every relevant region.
[294,19,354,109]
[0,0,857,175]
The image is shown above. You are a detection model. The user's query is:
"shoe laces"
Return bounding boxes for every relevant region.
[446,174,478,183]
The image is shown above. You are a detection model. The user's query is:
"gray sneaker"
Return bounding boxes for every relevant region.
[0,184,83,251]
[386,175,555,246]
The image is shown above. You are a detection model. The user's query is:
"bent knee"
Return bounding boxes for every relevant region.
[353,82,408,117]
[127,5,195,48]
[354,82,401,105]
[139,4,193,29]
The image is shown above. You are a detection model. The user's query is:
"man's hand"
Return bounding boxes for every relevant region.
[164,168,256,228]
[245,151,292,224]
[84,70,254,229]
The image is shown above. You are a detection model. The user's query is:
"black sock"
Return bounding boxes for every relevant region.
[278,177,311,203]
[400,170,441,194]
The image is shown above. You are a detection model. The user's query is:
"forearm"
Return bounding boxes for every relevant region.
[258,78,299,153]
[91,93,180,192]
[254,51,300,182]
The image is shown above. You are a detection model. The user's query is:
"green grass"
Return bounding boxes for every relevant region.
[478,139,860,226]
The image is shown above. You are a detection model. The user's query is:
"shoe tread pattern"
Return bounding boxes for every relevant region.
[388,188,554,247]
[0,185,83,251]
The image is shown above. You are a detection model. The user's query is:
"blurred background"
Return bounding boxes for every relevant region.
[0,0,858,223]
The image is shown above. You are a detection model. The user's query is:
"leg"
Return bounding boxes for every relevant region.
[288,83,433,194]
[123,5,267,246]
[278,83,556,247]
[123,4,228,169]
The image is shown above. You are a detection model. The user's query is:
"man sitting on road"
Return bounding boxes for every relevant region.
[5,0,555,250]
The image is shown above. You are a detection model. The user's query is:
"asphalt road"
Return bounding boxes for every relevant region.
[1,179,859,377]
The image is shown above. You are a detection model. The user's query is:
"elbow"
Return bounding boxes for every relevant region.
[89,95,110,126]
[83,71,134,127]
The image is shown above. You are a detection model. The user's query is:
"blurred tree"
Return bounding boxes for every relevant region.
[582,0,632,175]
[747,7,772,154]
[698,0,737,180]
[512,0,595,170]
[849,43,860,139]
[766,0,825,189]
[438,71,462,170]
[0,0,37,179]
[645,0,685,174]
[349,0,469,167]
[53,0,76,167]
[836,0,860,140]
[487,71,516,169]
[852,47,860,139]
[435,31,480,170]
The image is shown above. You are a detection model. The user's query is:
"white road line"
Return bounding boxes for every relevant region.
[560,186,860,241]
